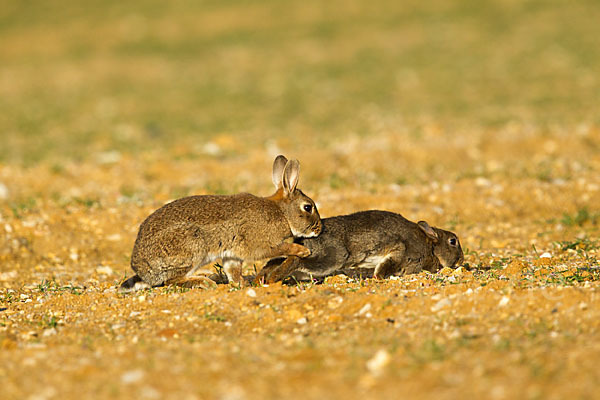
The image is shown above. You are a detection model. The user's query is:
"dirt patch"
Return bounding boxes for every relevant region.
[1,134,599,399]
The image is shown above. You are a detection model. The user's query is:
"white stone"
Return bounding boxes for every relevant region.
[106,234,122,242]
[327,296,343,309]
[140,386,161,400]
[0,182,8,200]
[201,142,221,156]
[96,150,122,164]
[366,349,391,376]
[475,177,491,187]
[121,369,144,384]
[43,328,57,337]
[95,265,114,275]
[358,303,372,315]
[431,298,451,312]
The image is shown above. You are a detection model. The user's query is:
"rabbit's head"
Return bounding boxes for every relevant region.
[270,155,322,238]
[418,221,464,268]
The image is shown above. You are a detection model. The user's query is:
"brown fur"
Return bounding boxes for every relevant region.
[257,210,463,283]
[120,156,322,291]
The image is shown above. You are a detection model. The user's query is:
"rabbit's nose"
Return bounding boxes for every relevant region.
[316,221,323,234]
[312,220,323,235]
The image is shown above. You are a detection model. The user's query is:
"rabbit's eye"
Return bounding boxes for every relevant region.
[449,238,457,247]
[303,204,313,213]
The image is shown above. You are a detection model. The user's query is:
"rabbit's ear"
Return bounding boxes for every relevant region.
[418,221,439,242]
[282,159,300,196]
[272,155,288,189]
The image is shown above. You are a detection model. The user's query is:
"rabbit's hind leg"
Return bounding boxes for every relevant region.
[118,274,151,293]
[258,256,300,284]
[166,275,217,290]
[223,259,244,287]
[373,244,407,279]
[254,258,284,284]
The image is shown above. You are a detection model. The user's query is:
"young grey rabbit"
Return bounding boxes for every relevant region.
[120,155,322,292]
[256,210,463,283]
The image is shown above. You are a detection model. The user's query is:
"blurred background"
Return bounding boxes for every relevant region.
[2,4,600,398]
[0,0,599,255]
[2,0,599,165]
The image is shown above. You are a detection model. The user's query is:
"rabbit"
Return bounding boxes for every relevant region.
[119,155,322,292]
[256,210,463,283]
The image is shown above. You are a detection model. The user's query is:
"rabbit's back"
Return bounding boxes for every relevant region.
[139,194,286,232]
[319,210,418,255]
[293,210,429,276]
[133,194,292,265]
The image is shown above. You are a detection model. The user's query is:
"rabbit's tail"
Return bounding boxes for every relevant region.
[118,274,150,293]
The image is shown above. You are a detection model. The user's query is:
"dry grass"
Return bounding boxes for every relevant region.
[2,1,600,399]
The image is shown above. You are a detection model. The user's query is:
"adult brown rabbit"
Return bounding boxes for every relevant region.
[256,210,463,283]
[120,155,322,292]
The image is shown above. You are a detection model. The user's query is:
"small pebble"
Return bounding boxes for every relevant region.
[0,271,17,281]
[366,349,391,376]
[140,386,161,400]
[201,142,221,156]
[43,328,57,337]
[0,182,8,200]
[121,369,144,384]
[95,265,113,275]
[358,303,372,316]
[327,296,343,309]
[431,298,451,312]
[96,150,122,164]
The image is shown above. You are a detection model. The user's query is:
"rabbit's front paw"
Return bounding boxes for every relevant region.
[296,245,311,258]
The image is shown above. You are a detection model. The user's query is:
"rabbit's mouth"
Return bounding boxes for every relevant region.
[446,253,465,269]
[293,228,319,238]
[292,221,322,238]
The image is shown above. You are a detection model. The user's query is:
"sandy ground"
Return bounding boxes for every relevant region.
[2,1,600,398]
[1,130,600,399]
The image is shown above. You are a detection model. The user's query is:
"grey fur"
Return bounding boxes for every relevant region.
[256,210,463,283]
[120,155,322,291]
